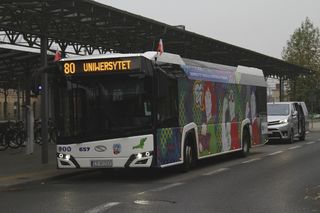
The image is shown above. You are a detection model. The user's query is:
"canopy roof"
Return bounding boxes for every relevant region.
[0,0,311,86]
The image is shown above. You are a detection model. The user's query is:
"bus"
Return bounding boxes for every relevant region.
[56,51,267,171]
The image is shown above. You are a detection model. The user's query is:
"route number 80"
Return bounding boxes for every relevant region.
[64,62,76,74]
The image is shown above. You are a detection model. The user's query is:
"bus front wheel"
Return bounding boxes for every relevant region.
[181,137,196,172]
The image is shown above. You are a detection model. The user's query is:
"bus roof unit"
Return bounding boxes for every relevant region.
[60,51,266,87]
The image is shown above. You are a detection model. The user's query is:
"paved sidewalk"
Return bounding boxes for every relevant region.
[0,143,86,189]
[309,120,320,132]
[1,121,320,189]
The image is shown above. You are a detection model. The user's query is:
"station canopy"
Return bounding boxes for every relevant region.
[0,0,311,87]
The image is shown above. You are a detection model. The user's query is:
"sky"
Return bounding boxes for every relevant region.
[95,0,320,60]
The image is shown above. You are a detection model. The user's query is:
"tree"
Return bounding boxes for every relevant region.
[282,17,320,112]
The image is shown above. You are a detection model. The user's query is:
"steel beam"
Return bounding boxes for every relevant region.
[40,34,49,164]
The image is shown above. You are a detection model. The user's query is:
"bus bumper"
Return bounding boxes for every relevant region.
[56,151,154,168]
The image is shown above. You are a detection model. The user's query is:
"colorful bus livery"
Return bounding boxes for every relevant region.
[56,51,267,170]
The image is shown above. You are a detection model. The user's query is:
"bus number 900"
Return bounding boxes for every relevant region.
[58,146,72,152]
[64,62,76,74]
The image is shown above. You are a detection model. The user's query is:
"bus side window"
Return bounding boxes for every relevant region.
[157,69,178,127]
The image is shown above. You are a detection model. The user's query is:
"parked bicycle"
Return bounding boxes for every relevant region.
[7,121,26,149]
[34,118,58,145]
[0,131,8,151]
[0,121,26,151]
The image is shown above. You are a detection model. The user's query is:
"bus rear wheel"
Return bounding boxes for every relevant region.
[240,128,250,157]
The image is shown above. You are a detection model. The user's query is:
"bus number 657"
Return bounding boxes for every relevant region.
[79,147,90,152]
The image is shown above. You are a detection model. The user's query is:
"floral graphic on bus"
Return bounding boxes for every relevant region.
[155,79,266,166]
[198,82,218,155]
[157,128,181,165]
[221,93,231,152]
[250,91,260,145]
[229,90,240,149]
[193,81,204,110]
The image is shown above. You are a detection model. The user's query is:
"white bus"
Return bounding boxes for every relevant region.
[56,51,267,171]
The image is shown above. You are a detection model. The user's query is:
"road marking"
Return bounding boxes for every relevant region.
[134,200,176,205]
[137,182,184,195]
[84,202,120,213]
[134,200,150,205]
[150,182,184,192]
[307,141,315,145]
[241,158,261,164]
[267,151,283,156]
[202,168,230,176]
[288,145,302,150]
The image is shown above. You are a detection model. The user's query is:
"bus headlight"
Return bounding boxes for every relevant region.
[57,153,71,160]
[137,153,142,159]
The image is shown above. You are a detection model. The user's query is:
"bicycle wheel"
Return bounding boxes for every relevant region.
[0,133,8,151]
[8,133,22,149]
[49,130,58,144]
[34,130,42,145]
[8,132,25,149]
[17,131,26,147]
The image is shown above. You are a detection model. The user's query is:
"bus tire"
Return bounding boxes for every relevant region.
[240,127,250,157]
[181,134,196,172]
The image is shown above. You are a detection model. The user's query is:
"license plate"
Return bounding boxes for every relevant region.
[91,160,113,168]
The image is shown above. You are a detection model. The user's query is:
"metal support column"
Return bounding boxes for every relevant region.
[25,70,34,155]
[16,83,21,121]
[40,35,49,164]
[279,77,283,101]
[293,77,296,101]
[3,88,8,120]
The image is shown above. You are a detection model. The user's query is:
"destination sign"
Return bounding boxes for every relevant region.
[62,57,140,75]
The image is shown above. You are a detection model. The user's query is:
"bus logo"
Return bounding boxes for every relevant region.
[133,137,147,149]
[94,145,107,152]
[113,144,121,155]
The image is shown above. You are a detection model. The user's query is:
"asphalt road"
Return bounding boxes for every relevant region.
[1,133,320,213]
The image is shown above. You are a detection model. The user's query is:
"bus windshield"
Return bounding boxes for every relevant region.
[57,74,153,143]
